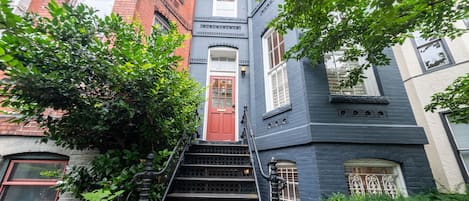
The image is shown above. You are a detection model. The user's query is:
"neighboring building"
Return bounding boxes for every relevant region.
[189,0,434,200]
[0,0,195,200]
[392,20,469,192]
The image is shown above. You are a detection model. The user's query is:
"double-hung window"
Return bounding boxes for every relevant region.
[325,51,380,96]
[0,160,67,201]
[213,0,237,18]
[263,29,290,111]
[413,32,451,70]
[444,115,469,179]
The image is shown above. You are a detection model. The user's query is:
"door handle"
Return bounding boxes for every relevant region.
[232,104,236,109]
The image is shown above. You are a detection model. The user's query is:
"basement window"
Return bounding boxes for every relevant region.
[274,161,300,201]
[344,159,407,198]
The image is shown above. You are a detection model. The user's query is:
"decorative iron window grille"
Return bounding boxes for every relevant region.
[344,159,407,198]
[277,162,300,201]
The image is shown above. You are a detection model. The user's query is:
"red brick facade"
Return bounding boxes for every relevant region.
[0,0,195,136]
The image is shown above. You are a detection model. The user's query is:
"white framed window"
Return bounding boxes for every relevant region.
[263,29,290,111]
[9,0,31,16]
[274,162,300,201]
[413,32,451,70]
[213,0,237,18]
[209,48,237,72]
[325,51,380,96]
[444,115,469,179]
[464,18,469,29]
[344,159,407,198]
[71,0,115,18]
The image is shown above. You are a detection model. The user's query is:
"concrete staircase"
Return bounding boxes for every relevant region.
[165,141,259,201]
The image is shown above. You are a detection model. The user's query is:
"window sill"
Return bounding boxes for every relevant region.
[263,104,292,120]
[329,95,389,105]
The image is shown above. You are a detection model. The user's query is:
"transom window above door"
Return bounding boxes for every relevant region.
[213,0,237,18]
[209,48,237,72]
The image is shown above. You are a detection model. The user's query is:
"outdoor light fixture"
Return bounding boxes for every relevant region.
[241,66,247,77]
[243,168,250,176]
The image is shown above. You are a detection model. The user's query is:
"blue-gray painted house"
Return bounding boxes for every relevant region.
[189,1,434,200]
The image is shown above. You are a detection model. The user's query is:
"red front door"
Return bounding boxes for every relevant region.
[206,76,235,141]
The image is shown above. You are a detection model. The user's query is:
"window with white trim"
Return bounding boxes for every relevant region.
[325,51,380,96]
[213,0,237,18]
[70,0,115,18]
[0,160,67,201]
[444,115,469,179]
[9,0,31,16]
[413,32,451,70]
[275,162,300,201]
[209,48,237,72]
[263,29,290,111]
[464,18,469,29]
[344,159,407,198]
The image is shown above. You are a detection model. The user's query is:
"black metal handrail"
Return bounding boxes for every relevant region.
[130,113,199,201]
[129,131,193,201]
[241,105,286,201]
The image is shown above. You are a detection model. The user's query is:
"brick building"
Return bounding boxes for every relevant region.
[0,0,195,200]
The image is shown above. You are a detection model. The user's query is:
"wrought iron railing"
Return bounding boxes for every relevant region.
[129,131,193,201]
[129,111,198,201]
[241,106,286,201]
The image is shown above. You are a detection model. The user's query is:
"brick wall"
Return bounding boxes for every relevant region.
[0,0,196,137]
[153,0,195,70]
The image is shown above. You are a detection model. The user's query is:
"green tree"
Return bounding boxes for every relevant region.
[270,0,469,122]
[0,0,203,199]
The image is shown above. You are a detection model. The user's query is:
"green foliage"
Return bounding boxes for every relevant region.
[82,189,125,201]
[58,148,145,200]
[0,0,203,199]
[425,74,469,124]
[270,0,469,87]
[322,189,469,201]
[0,0,203,152]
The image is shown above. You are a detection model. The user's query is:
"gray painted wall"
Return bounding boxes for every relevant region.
[191,0,435,200]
